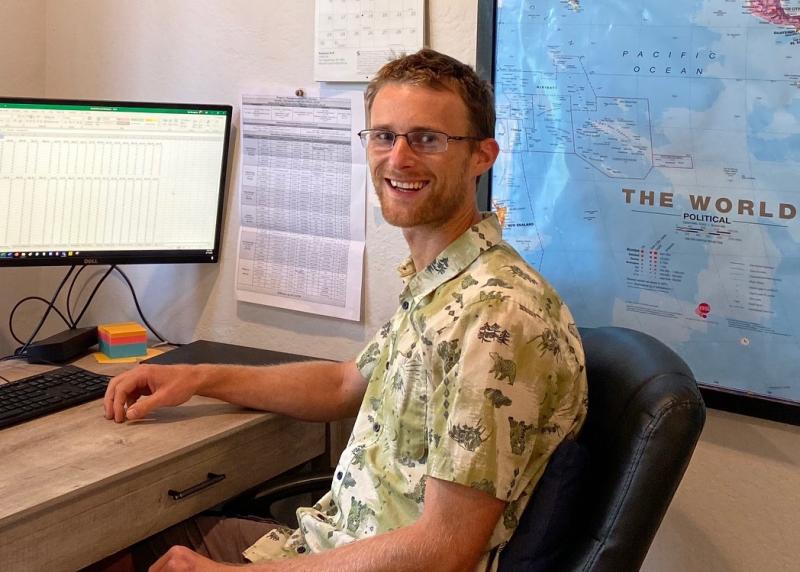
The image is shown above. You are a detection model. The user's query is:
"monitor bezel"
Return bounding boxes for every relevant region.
[0,97,233,267]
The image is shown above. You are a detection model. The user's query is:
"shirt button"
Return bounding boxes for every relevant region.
[336,471,343,480]
[402,300,410,310]
[373,422,381,432]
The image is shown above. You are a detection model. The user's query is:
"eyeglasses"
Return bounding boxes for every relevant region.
[357,129,482,154]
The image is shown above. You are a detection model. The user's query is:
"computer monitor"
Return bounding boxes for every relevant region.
[0,98,232,266]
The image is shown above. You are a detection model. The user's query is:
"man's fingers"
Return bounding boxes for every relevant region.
[104,369,148,422]
[125,399,148,420]
[117,384,162,421]
[148,545,221,572]
[112,382,131,423]
[103,364,194,423]
[103,375,121,419]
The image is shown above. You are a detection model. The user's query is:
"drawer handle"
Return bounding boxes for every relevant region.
[168,472,226,501]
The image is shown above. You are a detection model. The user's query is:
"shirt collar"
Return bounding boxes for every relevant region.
[397,213,503,301]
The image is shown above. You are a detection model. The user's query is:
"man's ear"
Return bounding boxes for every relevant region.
[471,138,500,178]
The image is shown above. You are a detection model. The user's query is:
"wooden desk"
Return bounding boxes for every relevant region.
[0,353,326,572]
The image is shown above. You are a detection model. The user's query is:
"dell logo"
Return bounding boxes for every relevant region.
[83,258,99,265]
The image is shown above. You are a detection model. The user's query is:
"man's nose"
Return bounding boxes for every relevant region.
[387,134,416,166]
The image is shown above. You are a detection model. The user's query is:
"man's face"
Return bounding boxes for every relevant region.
[366,83,483,229]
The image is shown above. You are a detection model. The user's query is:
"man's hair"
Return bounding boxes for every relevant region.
[365,48,495,140]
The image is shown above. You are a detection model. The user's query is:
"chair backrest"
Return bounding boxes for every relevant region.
[499,326,706,572]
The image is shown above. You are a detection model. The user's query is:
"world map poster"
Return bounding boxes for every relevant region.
[490,0,800,404]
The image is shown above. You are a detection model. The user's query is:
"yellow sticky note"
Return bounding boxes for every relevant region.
[98,321,147,339]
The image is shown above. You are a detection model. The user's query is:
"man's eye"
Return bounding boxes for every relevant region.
[416,133,438,144]
[374,131,394,142]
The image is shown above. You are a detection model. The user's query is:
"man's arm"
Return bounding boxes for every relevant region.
[151,476,506,572]
[103,359,367,423]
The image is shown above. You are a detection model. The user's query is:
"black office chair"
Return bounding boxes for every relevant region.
[497,326,706,571]
[225,327,706,572]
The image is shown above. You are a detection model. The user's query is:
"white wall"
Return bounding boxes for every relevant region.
[644,409,800,571]
[0,1,798,569]
[0,0,45,96]
[0,0,49,355]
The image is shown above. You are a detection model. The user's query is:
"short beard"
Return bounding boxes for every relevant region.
[372,158,473,229]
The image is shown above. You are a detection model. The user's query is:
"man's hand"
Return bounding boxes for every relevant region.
[103,364,200,422]
[149,546,233,572]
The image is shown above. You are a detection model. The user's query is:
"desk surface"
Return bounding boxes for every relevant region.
[0,351,326,572]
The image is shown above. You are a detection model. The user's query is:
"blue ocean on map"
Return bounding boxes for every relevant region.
[492,0,800,402]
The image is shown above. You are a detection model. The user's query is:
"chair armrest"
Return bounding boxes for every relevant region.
[221,471,334,518]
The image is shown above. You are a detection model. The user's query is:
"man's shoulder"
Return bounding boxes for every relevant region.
[441,242,552,307]
[424,242,583,353]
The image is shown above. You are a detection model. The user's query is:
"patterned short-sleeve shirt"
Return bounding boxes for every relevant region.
[244,213,588,570]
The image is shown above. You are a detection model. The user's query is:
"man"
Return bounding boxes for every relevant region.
[103,48,587,571]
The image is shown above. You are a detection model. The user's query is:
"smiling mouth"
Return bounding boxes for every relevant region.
[387,179,428,192]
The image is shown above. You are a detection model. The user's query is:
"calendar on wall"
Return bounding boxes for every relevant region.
[314,0,425,82]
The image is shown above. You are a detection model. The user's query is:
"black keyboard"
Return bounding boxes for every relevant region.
[0,365,110,430]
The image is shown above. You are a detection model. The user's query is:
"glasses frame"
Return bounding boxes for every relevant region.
[357,129,483,154]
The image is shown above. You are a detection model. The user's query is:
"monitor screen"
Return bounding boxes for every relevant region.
[0,98,232,266]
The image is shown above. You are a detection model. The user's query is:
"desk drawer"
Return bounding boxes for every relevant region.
[0,415,325,572]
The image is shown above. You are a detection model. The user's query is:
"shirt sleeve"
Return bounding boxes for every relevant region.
[425,295,586,504]
[354,317,394,381]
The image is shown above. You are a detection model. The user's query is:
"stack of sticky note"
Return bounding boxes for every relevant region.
[98,322,147,359]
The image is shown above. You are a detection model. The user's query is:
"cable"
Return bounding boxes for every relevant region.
[47,263,171,342]
[6,263,179,358]
[14,266,76,358]
[8,265,91,348]
[71,263,179,345]
[7,266,89,348]
[113,266,175,345]
[9,297,73,345]
[66,265,89,327]
[72,265,116,327]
